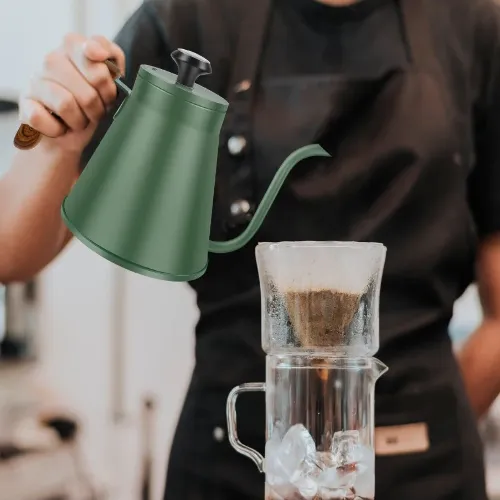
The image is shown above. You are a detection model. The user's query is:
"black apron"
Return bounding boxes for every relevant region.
[164,0,487,499]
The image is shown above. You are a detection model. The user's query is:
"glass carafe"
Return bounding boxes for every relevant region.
[227,356,387,500]
[226,241,388,500]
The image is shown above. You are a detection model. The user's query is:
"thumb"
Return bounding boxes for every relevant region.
[82,38,110,62]
[84,36,126,75]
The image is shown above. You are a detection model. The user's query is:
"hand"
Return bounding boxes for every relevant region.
[18,33,126,154]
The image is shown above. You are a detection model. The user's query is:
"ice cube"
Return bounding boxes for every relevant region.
[267,481,297,500]
[317,486,354,500]
[290,470,318,499]
[353,444,373,472]
[265,437,290,486]
[281,424,316,461]
[265,424,316,485]
[291,451,323,499]
[316,451,336,469]
[265,424,321,499]
[352,446,375,499]
[319,432,375,498]
[318,464,356,490]
[332,430,360,467]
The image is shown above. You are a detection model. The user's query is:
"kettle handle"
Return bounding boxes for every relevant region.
[105,60,132,96]
[208,144,331,254]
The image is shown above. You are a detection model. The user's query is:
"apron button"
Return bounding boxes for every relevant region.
[228,135,247,156]
[234,80,252,93]
[453,152,462,166]
[230,199,252,218]
[213,426,225,442]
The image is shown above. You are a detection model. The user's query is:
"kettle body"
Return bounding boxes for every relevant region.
[62,63,228,281]
[61,49,330,282]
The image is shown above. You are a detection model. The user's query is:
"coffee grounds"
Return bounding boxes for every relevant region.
[284,289,361,348]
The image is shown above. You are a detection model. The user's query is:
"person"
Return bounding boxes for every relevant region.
[3,0,500,498]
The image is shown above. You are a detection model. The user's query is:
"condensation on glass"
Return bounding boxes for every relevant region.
[257,241,386,357]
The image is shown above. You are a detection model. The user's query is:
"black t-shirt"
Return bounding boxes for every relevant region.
[82,0,500,494]
[263,0,408,77]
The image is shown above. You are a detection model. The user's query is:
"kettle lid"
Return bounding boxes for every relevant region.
[138,49,229,112]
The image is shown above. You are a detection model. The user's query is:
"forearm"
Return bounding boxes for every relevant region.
[457,318,500,418]
[0,141,81,283]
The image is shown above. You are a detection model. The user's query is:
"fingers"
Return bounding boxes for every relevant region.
[41,50,106,124]
[68,33,126,106]
[18,99,66,138]
[25,77,88,131]
[17,32,126,138]
[85,35,126,75]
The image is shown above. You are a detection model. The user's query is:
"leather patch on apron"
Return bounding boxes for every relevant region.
[375,422,430,455]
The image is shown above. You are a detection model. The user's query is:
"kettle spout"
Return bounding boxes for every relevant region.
[208,144,331,254]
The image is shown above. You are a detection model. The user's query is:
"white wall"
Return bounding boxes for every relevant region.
[37,245,197,500]
[0,1,198,499]
[0,0,76,98]
[0,0,141,98]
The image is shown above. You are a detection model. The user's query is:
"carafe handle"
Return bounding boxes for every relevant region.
[226,382,266,473]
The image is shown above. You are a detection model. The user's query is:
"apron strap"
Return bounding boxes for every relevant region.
[227,0,273,100]
[399,0,461,151]
[217,0,273,230]
[400,0,442,76]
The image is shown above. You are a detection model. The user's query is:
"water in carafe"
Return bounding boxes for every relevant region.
[227,242,388,500]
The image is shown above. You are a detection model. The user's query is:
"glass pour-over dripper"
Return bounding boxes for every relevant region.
[257,241,386,356]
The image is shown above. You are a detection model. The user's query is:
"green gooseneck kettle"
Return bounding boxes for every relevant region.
[61,49,331,281]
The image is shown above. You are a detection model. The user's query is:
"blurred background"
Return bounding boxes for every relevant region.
[0,3,197,500]
[0,1,499,499]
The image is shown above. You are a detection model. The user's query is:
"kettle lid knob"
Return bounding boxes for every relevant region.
[171,49,212,89]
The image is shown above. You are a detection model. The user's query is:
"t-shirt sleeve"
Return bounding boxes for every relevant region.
[80,1,175,170]
[469,0,500,238]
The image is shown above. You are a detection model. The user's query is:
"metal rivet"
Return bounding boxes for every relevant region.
[234,80,251,93]
[213,426,225,442]
[227,135,247,156]
[230,199,251,217]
